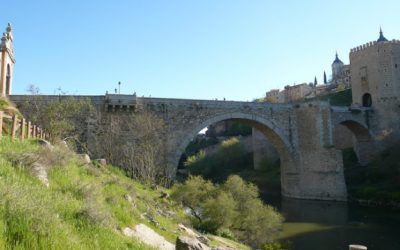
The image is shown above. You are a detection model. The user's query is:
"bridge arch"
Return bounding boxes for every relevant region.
[332,117,374,166]
[167,112,298,197]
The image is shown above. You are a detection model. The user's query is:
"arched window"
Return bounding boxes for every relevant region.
[362,93,372,107]
[5,64,10,95]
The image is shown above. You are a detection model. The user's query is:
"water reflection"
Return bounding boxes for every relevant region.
[281,198,348,225]
[263,195,400,250]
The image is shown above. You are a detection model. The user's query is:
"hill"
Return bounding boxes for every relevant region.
[0,138,251,249]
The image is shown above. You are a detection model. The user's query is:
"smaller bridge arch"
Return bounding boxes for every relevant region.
[332,113,375,166]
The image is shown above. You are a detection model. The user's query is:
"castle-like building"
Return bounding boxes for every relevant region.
[0,23,15,96]
[350,28,400,108]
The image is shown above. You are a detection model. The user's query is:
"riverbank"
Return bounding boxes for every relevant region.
[343,147,400,209]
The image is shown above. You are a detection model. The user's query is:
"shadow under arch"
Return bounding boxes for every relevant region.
[169,112,299,197]
[338,120,371,142]
[333,119,374,166]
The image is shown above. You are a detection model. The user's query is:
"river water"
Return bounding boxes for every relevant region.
[263,195,400,250]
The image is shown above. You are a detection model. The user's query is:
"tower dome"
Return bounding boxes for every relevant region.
[377,27,388,42]
[332,52,344,65]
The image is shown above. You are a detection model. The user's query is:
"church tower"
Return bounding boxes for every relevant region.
[0,23,15,96]
[331,52,344,81]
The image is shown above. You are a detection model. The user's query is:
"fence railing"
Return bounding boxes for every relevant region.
[0,111,48,141]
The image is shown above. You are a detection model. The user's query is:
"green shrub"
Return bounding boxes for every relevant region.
[262,241,293,250]
[185,137,219,156]
[171,175,283,247]
[216,227,237,241]
[185,138,252,182]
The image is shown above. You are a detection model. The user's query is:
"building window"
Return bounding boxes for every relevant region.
[395,64,398,68]
[362,93,372,107]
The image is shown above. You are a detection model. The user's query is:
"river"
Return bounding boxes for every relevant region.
[263,194,400,250]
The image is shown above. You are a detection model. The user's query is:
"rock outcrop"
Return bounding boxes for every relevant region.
[176,236,211,250]
[123,224,175,250]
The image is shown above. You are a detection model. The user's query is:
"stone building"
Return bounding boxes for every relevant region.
[283,83,313,103]
[0,23,15,96]
[349,28,400,155]
[265,89,280,103]
[265,84,313,104]
[332,52,344,80]
[350,28,400,108]
[331,53,351,87]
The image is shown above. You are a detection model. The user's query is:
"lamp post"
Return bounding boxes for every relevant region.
[118,81,121,94]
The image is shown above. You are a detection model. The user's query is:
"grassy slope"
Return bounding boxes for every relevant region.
[0,138,193,249]
[0,139,250,249]
[0,139,158,249]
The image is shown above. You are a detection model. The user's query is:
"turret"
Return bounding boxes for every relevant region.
[331,52,344,81]
[0,23,15,96]
[377,27,388,43]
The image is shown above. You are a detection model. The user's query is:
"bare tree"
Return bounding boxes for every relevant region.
[98,109,167,185]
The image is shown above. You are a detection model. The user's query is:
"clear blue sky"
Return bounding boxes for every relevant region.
[1,0,399,101]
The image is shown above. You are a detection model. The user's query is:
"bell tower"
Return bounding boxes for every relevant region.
[0,23,15,96]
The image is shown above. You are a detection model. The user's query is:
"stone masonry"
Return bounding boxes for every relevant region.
[10,94,380,201]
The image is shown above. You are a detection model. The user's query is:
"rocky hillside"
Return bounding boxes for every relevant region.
[0,138,250,249]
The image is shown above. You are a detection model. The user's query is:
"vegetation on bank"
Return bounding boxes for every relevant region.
[185,138,253,182]
[343,147,400,204]
[182,138,285,248]
[184,137,281,192]
[171,175,283,247]
[306,88,352,106]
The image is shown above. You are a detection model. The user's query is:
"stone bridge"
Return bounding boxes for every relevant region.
[10,94,376,201]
